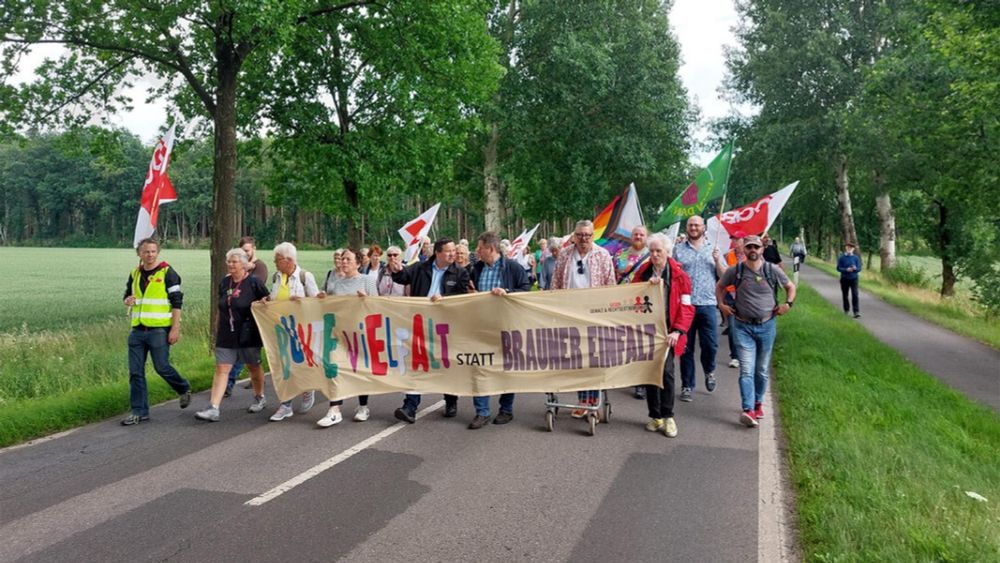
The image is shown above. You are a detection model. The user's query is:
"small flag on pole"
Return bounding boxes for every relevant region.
[399,203,441,262]
[507,223,540,258]
[133,124,178,247]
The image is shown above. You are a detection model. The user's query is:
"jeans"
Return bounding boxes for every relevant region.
[127,328,190,417]
[645,349,676,419]
[402,393,457,414]
[725,294,737,360]
[226,362,244,389]
[473,394,515,417]
[732,318,776,412]
[680,305,719,389]
[840,278,860,314]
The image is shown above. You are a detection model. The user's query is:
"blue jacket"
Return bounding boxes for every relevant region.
[837,254,862,280]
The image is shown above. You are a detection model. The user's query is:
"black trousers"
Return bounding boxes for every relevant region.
[840,278,860,314]
[646,349,676,419]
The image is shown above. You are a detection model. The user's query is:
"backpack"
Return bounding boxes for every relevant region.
[273,269,308,288]
[735,261,779,304]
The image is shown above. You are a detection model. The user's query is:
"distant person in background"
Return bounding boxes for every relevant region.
[267,242,321,422]
[196,248,270,422]
[121,238,191,425]
[376,246,408,296]
[228,235,269,396]
[762,234,783,270]
[535,238,549,282]
[358,246,371,274]
[455,243,474,278]
[364,244,382,275]
[790,237,807,284]
[837,241,862,318]
[539,236,561,290]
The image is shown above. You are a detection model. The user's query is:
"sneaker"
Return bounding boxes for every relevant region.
[705,373,717,393]
[571,408,588,419]
[728,358,740,368]
[493,411,513,425]
[354,405,370,422]
[679,387,693,402]
[853,313,861,319]
[195,407,220,422]
[394,407,416,424]
[224,384,233,398]
[740,410,759,428]
[633,386,646,400]
[120,413,149,426]
[443,403,458,418]
[645,418,665,432]
[754,402,765,419]
[296,391,316,414]
[247,395,267,413]
[663,417,678,438]
[317,406,343,428]
[468,414,491,429]
[179,390,192,409]
[269,404,294,422]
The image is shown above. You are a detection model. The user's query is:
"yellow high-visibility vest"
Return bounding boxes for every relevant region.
[130,264,175,328]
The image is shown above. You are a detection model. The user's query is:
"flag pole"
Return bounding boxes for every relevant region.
[714,191,728,248]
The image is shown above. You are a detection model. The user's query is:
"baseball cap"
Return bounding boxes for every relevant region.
[743,235,763,247]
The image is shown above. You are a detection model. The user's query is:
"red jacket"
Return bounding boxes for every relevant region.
[634,258,695,356]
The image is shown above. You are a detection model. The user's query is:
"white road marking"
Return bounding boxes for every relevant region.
[245,400,445,506]
[758,387,797,562]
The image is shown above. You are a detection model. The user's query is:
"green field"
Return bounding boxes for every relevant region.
[0,247,338,332]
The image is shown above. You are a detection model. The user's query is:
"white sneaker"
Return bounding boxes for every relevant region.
[296,391,316,414]
[195,407,220,422]
[247,395,267,413]
[317,406,343,428]
[728,358,740,368]
[354,405,370,422]
[269,404,294,422]
[663,417,678,438]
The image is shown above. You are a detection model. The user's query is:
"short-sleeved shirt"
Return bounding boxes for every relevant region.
[216,274,270,348]
[614,246,649,282]
[674,239,719,305]
[325,273,377,297]
[718,262,789,321]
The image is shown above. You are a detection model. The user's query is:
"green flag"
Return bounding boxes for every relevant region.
[652,142,733,231]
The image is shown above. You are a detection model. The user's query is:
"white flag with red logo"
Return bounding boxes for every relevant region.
[132,124,178,247]
[708,181,799,252]
[507,223,540,259]
[398,202,441,262]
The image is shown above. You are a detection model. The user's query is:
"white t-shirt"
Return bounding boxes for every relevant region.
[569,249,592,289]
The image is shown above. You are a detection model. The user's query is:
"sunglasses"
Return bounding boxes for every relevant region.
[387,253,400,257]
[744,244,761,249]
[576,260,585,274]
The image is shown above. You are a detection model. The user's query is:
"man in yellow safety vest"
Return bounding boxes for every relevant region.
[121,238,192,425]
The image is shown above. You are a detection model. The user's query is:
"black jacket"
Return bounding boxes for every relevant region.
[392,260,470,298]
[470,256,532,293]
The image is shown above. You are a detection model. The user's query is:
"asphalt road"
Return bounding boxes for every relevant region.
[798,262,1000,412]
[0,335,770,562]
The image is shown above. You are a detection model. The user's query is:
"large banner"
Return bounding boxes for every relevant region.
[252,284,669,402]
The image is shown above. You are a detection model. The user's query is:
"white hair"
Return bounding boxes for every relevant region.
[575,219,594,230]
[226,248,250,265]
[385,245,402,255]
[273,242,298,262]
[647,233,674,255]
[547,236,561,248]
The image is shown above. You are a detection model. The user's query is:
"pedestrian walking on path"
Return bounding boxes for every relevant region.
[836,241,862,318]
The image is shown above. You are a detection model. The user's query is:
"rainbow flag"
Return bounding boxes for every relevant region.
[594,183,644,257]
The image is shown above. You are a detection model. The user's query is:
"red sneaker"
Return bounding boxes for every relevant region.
[754,402,765,419]
[740,410,759,428]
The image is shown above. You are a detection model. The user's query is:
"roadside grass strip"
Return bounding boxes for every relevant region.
[774,285,1000,561]
[806,258,1000,351]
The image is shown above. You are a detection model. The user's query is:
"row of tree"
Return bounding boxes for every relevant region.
[720,0,998,309]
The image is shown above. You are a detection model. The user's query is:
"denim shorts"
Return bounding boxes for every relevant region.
[215,347,262,366]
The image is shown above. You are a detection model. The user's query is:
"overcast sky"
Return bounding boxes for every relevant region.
[12,1,740,166]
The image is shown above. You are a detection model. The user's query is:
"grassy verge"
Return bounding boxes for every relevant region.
[774,284,1000,561]
[0,309,217,447]
[805,258,1000,351]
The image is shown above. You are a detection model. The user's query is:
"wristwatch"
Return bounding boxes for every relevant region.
[785,301,794,308]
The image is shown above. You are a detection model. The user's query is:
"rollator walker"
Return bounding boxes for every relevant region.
[544,390,611,436]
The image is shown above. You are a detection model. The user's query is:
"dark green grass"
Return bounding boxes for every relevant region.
[774,284,1000,561]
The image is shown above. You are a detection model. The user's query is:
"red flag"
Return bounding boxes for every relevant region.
[398,203,441,262]
[133,125,177,247]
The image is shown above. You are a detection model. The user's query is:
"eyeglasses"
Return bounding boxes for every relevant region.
[576,260,585,274]
[575,232,593,239]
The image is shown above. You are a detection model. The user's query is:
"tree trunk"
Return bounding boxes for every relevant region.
[210,66,240,344]
[483,122,502,233]
[344,177,360,246]
[937,202,956,297]
[835,154,860,254]
[874,169,896,272]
